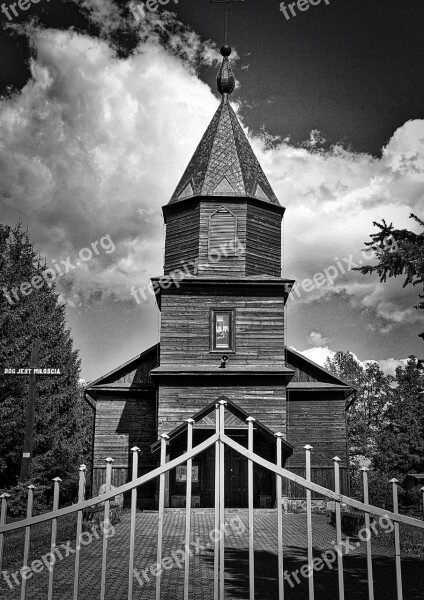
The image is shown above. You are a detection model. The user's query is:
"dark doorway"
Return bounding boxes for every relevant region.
[168,428,276,508]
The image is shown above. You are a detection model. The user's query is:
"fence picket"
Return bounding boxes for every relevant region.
[128,447,140,600]
[100,458,113,600]
[20,485,35,600]
[247,417,255,600]
[275,433,284,600]
[304,445,314,600]
[219,400,227,600]
[360,467,374,600]
[184,419,194,600]
[0,493,10,575]
[48,478,62,600]
[214,404,220,600]
[333,457,344,600]
[73,465,86,600]
[156,434,169,600]
[390,479,403,600]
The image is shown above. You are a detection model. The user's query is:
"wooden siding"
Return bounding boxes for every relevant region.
[198,200,247,277]
[208,207,237,258]
[164,199,283,278]
[158,385,287,437]
[160,294,286,367]
[102,355,158,386]
[164,203,200,274]
[286,351,338,384]
[286,393,348,467]
[246,204,282,277]
[93,393,157,496]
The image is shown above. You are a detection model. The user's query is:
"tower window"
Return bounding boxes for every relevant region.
[210,309,235,352]
[208,207,237,260]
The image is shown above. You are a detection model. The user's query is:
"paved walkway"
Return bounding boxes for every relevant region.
[1,511,423,600]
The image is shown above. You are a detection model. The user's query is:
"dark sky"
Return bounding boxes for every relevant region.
[2,0,424,155]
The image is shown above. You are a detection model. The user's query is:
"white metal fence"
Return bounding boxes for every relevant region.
[1,399,423,599]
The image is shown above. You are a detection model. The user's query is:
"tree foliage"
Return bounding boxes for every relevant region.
[355,213,424,307]
[0,224,93,512]
[326,351,424,507]
[325,351,392,463]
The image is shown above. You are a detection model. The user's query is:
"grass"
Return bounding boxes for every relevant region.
[1,513,77,571]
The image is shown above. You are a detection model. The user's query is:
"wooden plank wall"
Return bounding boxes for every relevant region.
[158,385,287,438]
[164,203,200,274]
[286,394,348,467]
[160,293,286,367]
[92,393,157,499]
[198,201,247,277]
[246,204,282,277]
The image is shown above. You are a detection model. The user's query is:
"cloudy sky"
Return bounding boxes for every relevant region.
[0,0,423,380]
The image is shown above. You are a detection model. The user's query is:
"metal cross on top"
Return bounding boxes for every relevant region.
[210,0,244,46]
[3,338,61,481]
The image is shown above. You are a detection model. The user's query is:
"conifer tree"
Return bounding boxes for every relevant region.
[0,223,93,512]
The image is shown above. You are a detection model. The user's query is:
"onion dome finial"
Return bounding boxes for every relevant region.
[217,45,235,97]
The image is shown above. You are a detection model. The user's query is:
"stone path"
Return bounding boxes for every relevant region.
[1,511,423,599]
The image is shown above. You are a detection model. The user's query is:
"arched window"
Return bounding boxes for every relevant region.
[208,207,237,261]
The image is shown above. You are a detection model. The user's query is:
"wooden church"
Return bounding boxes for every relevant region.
[85,46,354,509]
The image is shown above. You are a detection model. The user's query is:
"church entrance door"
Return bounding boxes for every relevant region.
[204,435,248,508]
[224,445,248,507]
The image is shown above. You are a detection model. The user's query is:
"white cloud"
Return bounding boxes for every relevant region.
[307,331,330,347]
[297,346,335,368]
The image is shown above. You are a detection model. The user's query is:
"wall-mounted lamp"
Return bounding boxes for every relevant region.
[219,355,229,369]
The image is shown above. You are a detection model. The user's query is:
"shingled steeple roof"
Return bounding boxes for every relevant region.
[169,46,281,207]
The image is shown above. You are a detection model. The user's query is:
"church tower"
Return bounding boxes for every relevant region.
[150,47,296,507]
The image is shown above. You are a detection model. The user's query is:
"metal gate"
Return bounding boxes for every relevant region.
[1,399,423,600]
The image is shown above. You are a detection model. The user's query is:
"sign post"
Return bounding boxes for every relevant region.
[21,338,39,482]
[3,338,61,482]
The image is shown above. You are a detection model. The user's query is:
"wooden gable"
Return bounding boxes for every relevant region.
[286,347,354,389]
[86,344,159,392]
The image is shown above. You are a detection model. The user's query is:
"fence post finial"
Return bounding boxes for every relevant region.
[359,466,369,472]
[131,446,141,453]
[52,477,62,482]
[332,456,341,462]
[246,416,255,422]
[104,457,114,464]
[0,493,11,499]
[275,432,284,438]
[79,464,87,471]
[389,478,399,485]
